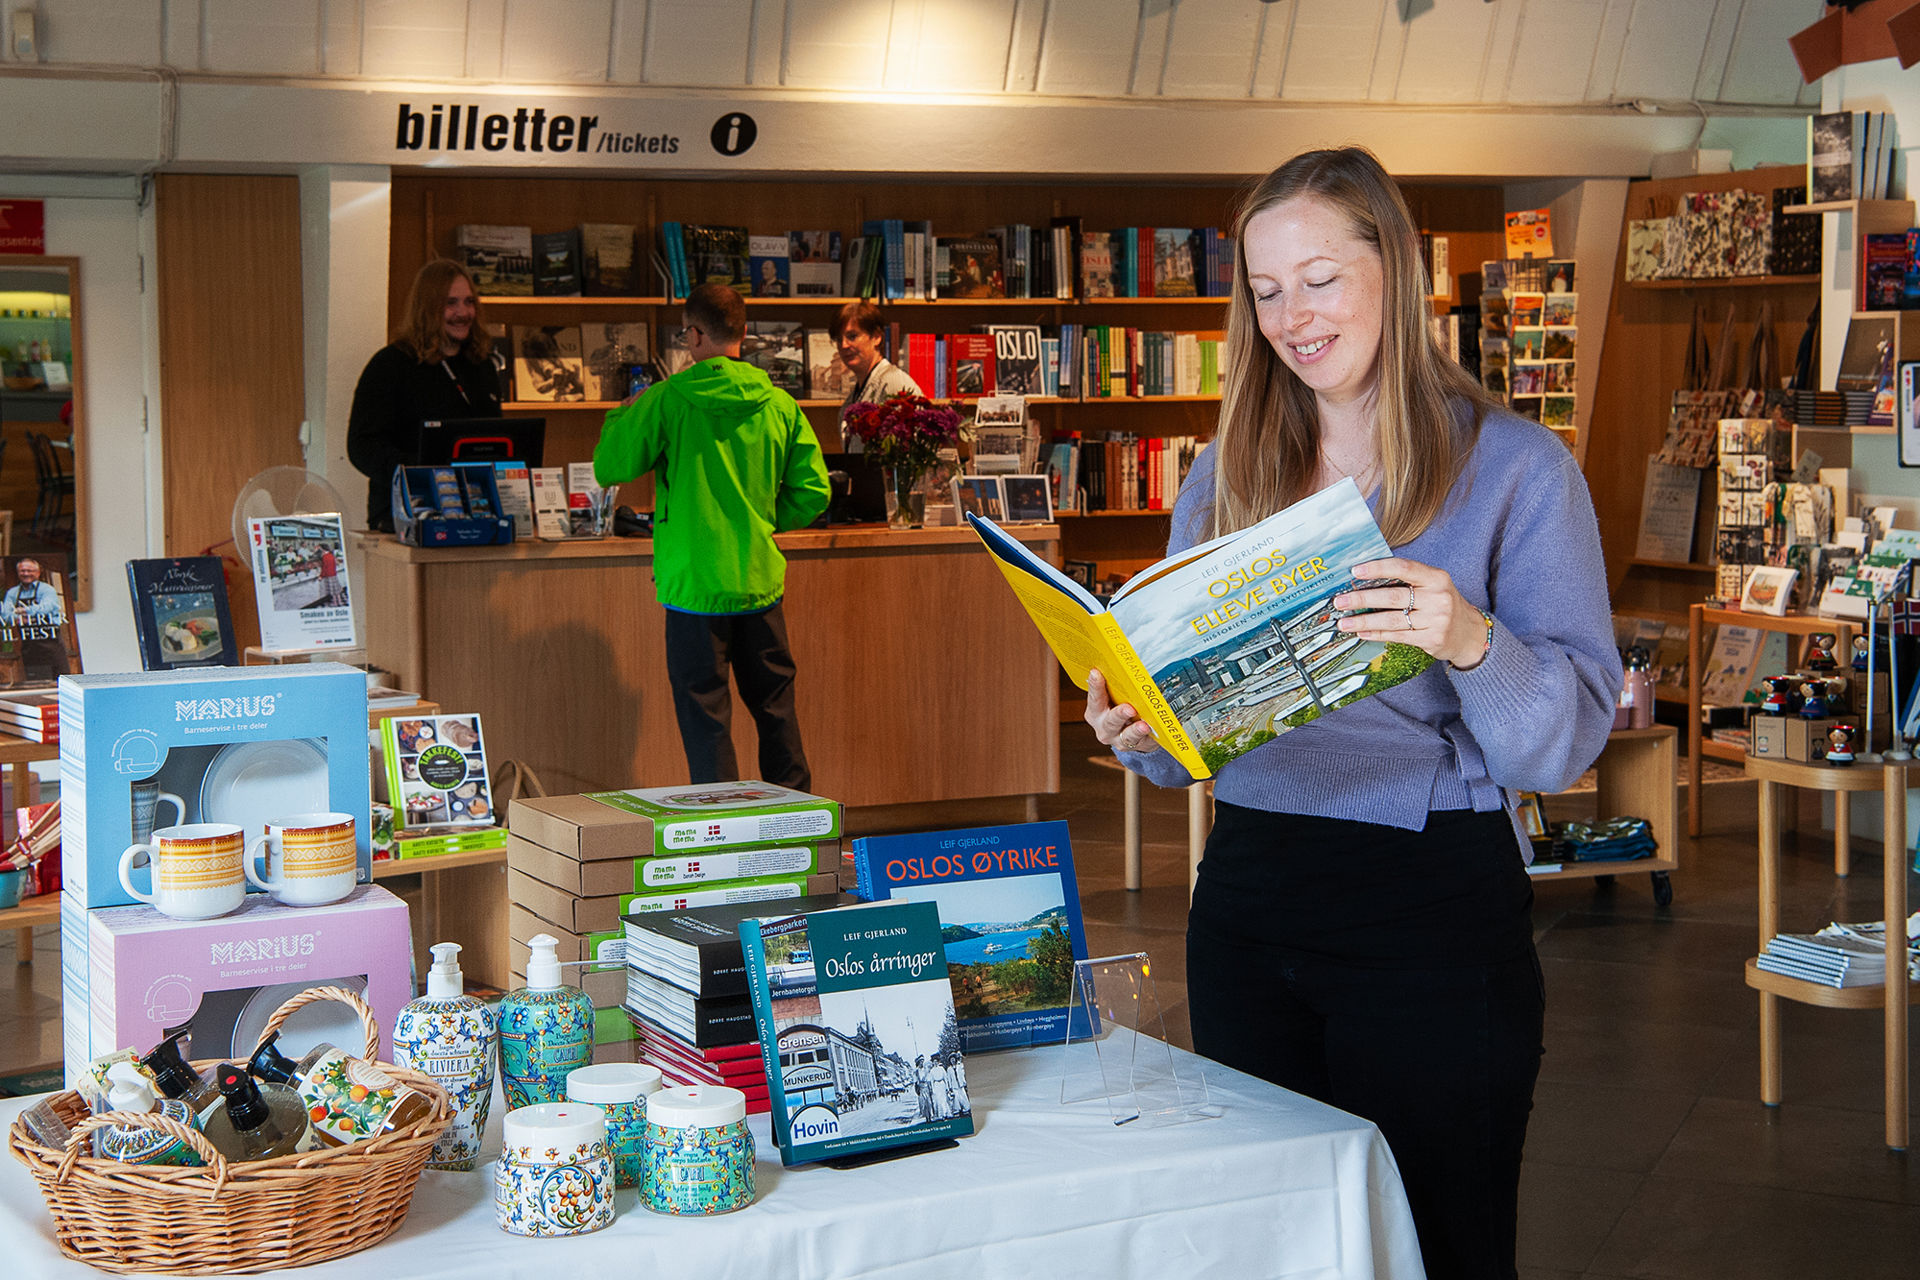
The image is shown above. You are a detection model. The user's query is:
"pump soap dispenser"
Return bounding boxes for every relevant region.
[95,1061,204,1166]
[202,1064,308,1161]
[498,933,594,1108]
[139,1031,223,1120]
[393,941,497,1171]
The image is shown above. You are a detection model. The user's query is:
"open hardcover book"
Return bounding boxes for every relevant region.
[967,477,1432,779]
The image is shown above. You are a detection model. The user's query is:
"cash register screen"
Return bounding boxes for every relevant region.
[414,417,545,467]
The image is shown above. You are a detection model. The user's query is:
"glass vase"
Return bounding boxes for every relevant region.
[887,466,925,530]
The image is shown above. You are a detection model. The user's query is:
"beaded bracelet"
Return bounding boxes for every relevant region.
[1452,608,1495,671]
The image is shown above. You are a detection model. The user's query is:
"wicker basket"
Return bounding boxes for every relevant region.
[8,985,453,1275]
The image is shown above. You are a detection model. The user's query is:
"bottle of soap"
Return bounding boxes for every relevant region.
[202,1064,308,1161]
[392,941,497,1171]
[96,1061,204,1166]
[139,1032,223,1120]
[497,933,595,1108]
[249,1030,433,1149]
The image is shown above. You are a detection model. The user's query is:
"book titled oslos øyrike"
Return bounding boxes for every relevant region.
[851,820,1090,1052]
[968,477,1429,778]
[742,899,972,1166]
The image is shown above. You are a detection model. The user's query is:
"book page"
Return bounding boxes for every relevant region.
[1105,479,1433,776]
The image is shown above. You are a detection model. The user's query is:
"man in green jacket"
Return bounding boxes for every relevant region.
[594,283,831,789]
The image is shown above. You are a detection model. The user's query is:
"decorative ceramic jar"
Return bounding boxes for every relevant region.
[566,1062,663,1189]
[494,1103,616,1238]
[640,1084,755,1216]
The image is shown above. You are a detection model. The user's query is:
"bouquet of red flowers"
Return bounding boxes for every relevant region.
[840,393,963,480]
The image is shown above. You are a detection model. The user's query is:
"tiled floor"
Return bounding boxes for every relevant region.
[7,727,1919,1275]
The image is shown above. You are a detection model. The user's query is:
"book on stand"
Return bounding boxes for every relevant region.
[967,478,1430,779]
[741,898,973,1166]
[850,820,1091,1052]
[579,223,637,295]
[245,516,355,652]
[532,229,582,296]
[126,556,237,670]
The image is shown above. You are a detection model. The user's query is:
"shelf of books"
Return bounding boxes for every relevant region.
[396,171,1506,608]
[1625,275,1822,290]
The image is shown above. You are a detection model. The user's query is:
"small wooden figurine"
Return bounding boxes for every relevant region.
[1826,723,1857,766]
[1806,633,1839,672]
[1799,680,1831,719]
[1761,676,1797,716]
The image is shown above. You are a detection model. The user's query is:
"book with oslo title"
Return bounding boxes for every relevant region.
[741,898,973,1166]
[966,477,1430,779]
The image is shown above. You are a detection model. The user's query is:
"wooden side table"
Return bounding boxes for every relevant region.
[1743,755,1914,1150]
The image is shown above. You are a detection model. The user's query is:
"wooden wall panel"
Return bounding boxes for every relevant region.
[1583,164,1818,602]
[155,174,307,648]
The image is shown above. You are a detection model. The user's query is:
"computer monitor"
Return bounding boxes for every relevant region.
[415,416,545,467]
[819,452,888,525]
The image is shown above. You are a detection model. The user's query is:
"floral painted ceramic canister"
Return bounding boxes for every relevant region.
[392,942,497,1171]
[566,1062,662,1189]
[640,1084,754,1216]
[494,1102,615,1238]
[497,934,594,1108]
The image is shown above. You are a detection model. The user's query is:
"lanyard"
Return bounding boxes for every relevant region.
[441,359,472,407]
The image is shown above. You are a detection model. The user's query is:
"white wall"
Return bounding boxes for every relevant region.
[0,177,149,678]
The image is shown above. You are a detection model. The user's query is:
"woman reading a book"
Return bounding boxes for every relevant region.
[347,259,502,531]
[1085,147,1618,1280]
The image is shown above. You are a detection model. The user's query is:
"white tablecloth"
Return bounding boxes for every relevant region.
[0,1034,1425,1279]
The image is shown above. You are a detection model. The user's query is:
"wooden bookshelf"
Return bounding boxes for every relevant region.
[1624,275,1821,290]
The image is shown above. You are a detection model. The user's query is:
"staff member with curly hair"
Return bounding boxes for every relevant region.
[348,259,502,531]
[1085,147,1619,1280]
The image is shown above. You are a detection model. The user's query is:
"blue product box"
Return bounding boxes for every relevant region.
[59,663,373,910]
[392,464,514,547]
[58,664,373,1077]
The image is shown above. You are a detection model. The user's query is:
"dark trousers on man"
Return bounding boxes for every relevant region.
[662,603,811,790]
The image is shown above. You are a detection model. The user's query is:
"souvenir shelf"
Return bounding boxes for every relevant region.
[1529,725,1679,905]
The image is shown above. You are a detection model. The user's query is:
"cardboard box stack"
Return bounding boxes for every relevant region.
[507,781,843,1068]
[57,664,409,1083]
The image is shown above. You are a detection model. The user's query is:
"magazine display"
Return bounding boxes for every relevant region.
[126,556,236,670]
[381,713,495,829]
[967,477,1429,778]
[850,821,1091,1052]
[245,515,356,652]
[741,899,972,1166]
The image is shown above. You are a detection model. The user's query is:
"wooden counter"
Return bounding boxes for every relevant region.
[359,525,1062,808]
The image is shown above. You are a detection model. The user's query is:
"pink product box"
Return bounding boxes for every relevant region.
[65,884,412,1087]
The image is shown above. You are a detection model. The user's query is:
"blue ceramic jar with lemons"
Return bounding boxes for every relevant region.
[497,934,594,1107]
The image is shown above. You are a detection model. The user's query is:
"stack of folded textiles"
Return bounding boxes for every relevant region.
[1549,816,1657,863]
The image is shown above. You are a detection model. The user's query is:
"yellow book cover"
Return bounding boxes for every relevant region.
[967,478,1433,780]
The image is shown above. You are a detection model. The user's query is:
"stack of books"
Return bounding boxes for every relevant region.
[507,782,844,1011]
[621,892,850,1114]
[0,690,58,743]
[1756,922,1920,989]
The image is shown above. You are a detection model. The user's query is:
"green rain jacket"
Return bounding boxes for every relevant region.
[593,357,830,614]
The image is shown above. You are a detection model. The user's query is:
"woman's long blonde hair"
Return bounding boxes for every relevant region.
[1211,147,1493,545]
[395,258,492,364]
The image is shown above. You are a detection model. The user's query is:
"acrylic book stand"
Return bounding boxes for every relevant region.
[1058,952,1218,1126]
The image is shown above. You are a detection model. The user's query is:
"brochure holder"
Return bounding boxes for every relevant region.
[392,465,514,547]
[1059,952,1218,1126]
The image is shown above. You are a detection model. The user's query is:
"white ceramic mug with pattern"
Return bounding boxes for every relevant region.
[245,812,358,907]
[119,823,245,919]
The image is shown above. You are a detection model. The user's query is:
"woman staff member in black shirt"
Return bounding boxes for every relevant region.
[347,259,502,530]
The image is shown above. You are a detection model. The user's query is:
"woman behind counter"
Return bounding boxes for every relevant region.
[348,259,502,531]
[1086,147,1619,1280]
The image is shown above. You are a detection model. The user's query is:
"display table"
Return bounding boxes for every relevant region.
[1744,755,1915,1150]
[0,1031,1424,1279]
[359,528,1061,809]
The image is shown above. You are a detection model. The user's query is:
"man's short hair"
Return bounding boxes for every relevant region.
[685,284,746,344]
[834,300,885,340]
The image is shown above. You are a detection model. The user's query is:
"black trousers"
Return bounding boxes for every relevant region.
[662,604,811,791]
[1187,801,1544,1280]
